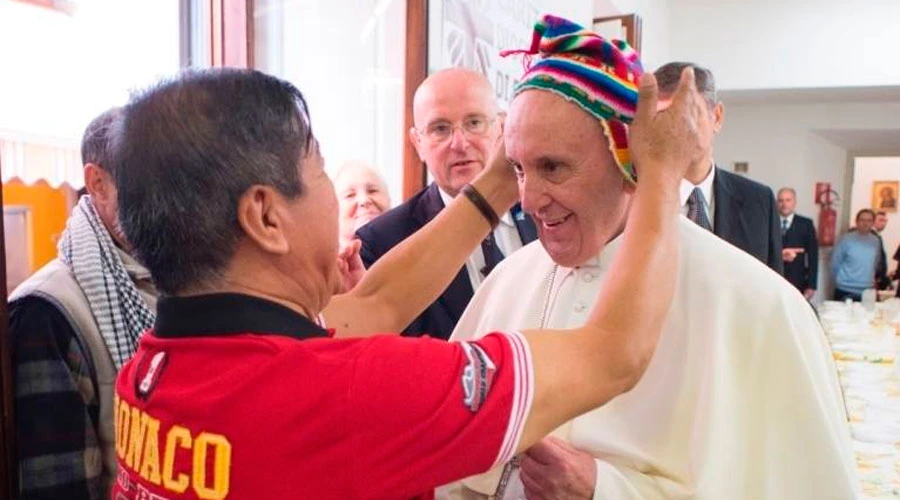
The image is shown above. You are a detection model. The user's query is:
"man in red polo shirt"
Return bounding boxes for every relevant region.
[110,59,706,499]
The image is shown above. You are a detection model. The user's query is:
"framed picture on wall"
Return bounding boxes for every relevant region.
[872,180,899,213]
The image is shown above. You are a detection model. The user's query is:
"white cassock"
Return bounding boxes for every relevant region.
[442,217,858,500]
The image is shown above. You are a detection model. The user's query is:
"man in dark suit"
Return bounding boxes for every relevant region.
[357,68,537,340]
[777,187,819,299]
[654,62,783,274]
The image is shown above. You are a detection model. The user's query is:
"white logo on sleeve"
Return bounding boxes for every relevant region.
[461,342,497,412]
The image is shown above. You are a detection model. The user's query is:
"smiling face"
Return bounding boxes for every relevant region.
[409,68,500,197]
[506,90,633,268]
[335,161,390,240]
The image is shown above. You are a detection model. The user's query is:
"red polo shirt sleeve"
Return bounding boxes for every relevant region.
[347,331,533,499]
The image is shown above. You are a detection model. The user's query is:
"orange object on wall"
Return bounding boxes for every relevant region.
[2,179,72,270]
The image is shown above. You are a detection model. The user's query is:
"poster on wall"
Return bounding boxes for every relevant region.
[872,180,898,213]
[428,0,547,109]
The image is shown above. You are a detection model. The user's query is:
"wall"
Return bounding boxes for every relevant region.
[595,0,670,71]
[851,157,900,276]
[255,0,408,204]
[714,99,900,296]
[666,0,900,90]
[2,180,72,272]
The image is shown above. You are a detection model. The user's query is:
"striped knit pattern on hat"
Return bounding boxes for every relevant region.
[501,14,643,182]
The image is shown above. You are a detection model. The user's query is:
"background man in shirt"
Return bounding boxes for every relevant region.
[655,62,783,274]
[8,108,157,499]
[357,68,537,340]
[832,209,882,300]
[777,187,819,299]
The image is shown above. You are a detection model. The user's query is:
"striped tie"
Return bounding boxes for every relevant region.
[687,188,712,231]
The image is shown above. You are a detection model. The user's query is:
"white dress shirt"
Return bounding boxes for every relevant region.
[438,187,524,290]
[781,212,795,233]
[679,163,716,227]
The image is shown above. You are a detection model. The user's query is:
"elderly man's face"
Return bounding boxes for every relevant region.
[335,163,390,241]
[506,91,633,267]
[777,189,796,217]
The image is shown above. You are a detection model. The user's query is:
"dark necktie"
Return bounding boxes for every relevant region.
[781,218,789,236]
[480,231,505,277]
[686,187,712,231]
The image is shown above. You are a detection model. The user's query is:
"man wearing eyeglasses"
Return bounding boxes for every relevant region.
[356,68,537,340]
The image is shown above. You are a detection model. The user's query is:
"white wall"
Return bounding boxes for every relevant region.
[851,157,900,275]
[597,0,900,89]
[715,99,900,295]
[595,0,670,71]
[255,0,407,204]
[666,0,900,90]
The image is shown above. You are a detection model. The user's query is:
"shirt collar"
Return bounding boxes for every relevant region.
[679,162,716,207]
[782,213,795,227]
[154,293,329,340]
[556,230,625,276]
[438,185,514,227]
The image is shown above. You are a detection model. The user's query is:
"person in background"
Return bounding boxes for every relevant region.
[654,62,783,274]
[334,160,391,246]
[8,107,157,499]
[109,64,706,499]
[832,209,881,301]
[777,187,819,299]
[873,211,892,290]
[356,68,537,340]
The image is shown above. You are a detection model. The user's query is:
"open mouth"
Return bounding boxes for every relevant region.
[541,213,572,229]
[449,159,477,168]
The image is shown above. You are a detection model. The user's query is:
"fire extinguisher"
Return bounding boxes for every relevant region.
[815,182,839,247]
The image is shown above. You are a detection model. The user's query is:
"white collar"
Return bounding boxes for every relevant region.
[679,163,716,208]
[438,185,514,227]
[556,231,625,277]
[782,213,795,227]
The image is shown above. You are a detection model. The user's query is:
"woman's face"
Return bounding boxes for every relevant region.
[336,164,391,240]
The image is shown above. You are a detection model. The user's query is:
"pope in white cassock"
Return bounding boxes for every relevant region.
[442,15,857,500]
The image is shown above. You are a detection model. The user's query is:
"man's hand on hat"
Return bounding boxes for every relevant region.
[630,67,711,187]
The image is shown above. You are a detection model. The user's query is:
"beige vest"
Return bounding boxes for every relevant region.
[9,252,156,496]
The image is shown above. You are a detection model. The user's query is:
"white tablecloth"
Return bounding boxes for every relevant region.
[820,299,900,499]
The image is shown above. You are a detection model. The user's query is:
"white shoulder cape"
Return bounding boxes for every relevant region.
[446,217,858,500]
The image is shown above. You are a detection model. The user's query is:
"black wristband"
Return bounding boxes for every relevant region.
[461,183,500,230]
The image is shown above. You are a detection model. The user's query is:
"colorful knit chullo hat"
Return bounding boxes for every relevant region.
[501,14,643,182]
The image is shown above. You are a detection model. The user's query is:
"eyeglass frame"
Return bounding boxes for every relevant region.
[415,113,501,144]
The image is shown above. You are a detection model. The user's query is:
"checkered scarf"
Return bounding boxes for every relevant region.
[59,196,155,369]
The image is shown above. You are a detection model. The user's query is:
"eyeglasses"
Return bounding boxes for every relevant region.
[419,115,495,144]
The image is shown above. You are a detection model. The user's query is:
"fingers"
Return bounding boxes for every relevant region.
[524,438,563,465]
[634,72,659,126]
[671,66,697,108]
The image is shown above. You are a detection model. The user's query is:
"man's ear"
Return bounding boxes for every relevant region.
[409,127,424,162]
[83,163,114,204]
[236,185,290,255]
[712,101,725,135]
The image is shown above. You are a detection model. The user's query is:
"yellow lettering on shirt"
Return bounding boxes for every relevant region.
[163,426,192,492]
[115,397,130,459]
[115,397,233,498]
[125,407,146,470]
[193,433,232,500]
[138,414,162,484]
